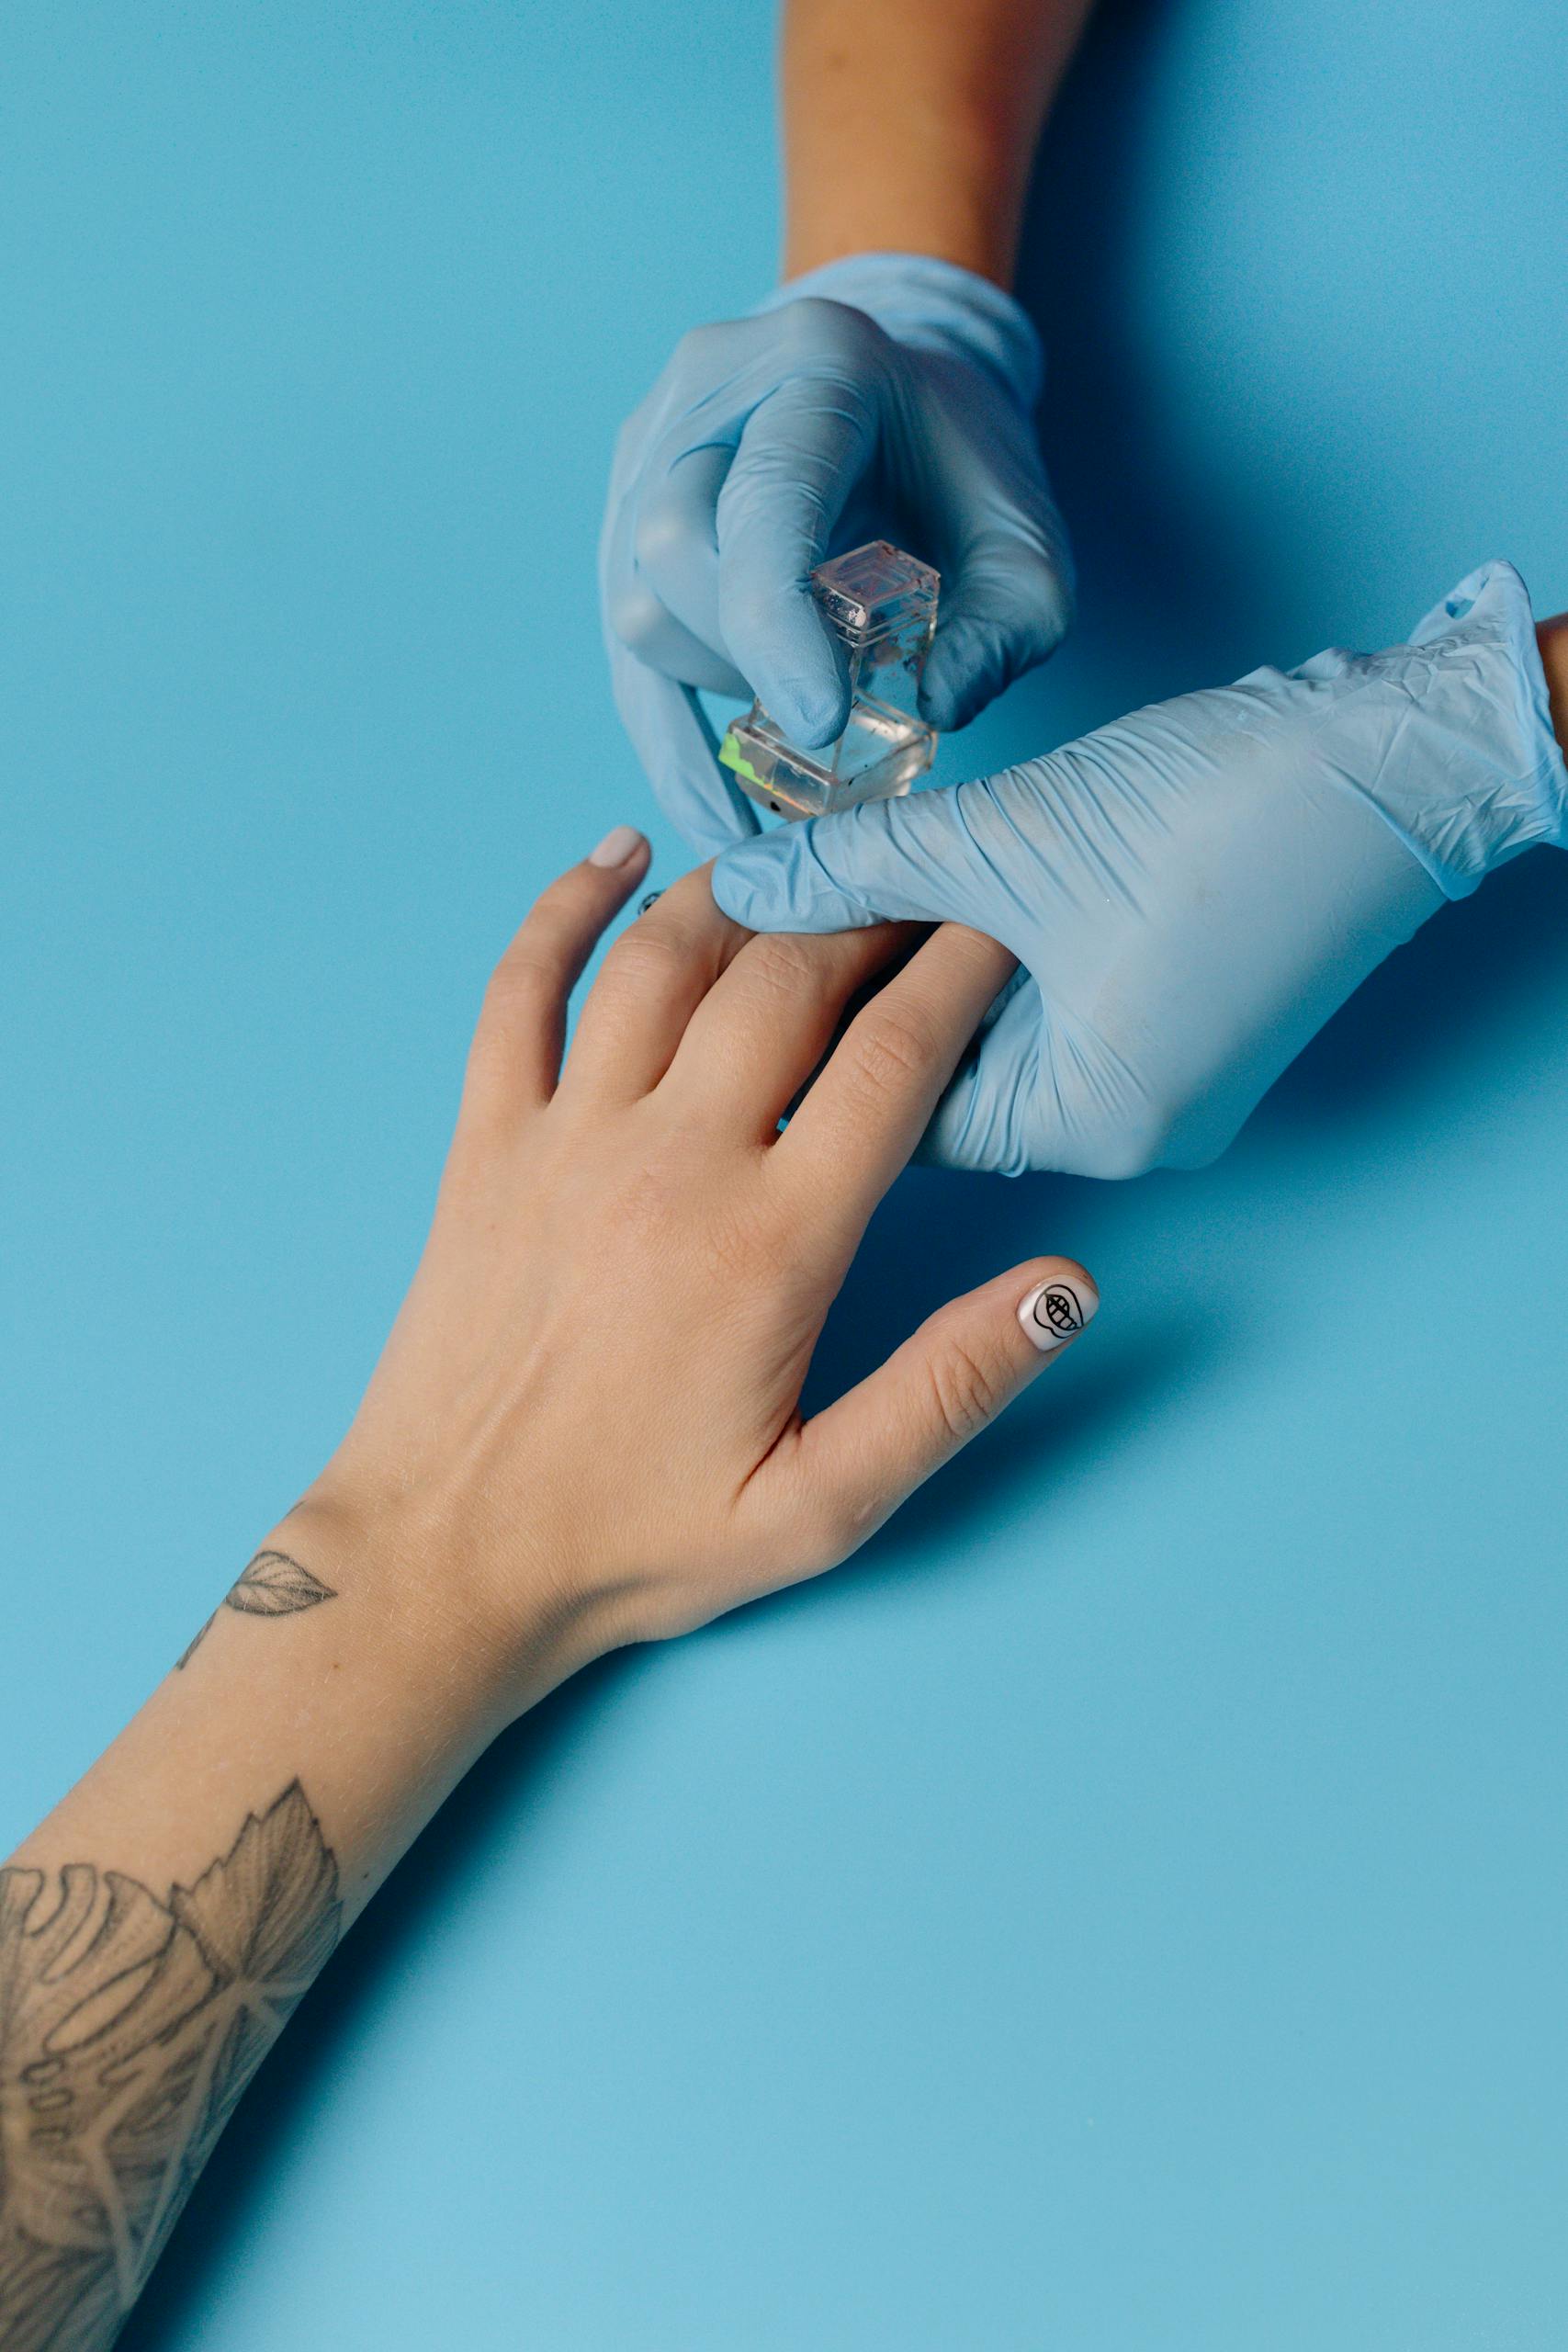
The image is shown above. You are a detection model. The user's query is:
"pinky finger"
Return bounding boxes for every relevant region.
[458,826,652,1136]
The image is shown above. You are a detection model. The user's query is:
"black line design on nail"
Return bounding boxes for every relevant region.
[1032,1285,1085,1339]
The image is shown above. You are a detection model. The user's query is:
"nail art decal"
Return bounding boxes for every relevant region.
[1018,1276,1098,1353]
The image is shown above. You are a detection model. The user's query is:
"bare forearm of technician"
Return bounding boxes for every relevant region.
[781,0,1098,286]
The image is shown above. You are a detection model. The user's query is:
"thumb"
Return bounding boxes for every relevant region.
[710,778,1007,937]
[759,1258,1100,1567]
[716,371,876,748]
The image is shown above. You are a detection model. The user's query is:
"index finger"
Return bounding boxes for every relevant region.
[776,923,1017,1250]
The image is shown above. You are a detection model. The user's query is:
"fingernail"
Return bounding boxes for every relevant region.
[588,824,647,869]
[1018,1273,1099,1353]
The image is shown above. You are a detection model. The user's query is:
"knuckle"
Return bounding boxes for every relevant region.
[937,923,1015,993]
[738,933,823,1004]
[775,295,881,368]
[927,1341,1003,1446]
[848,1005,940,1095]
[482,943,557,1023]
[1040,560,1077,642]
[673,318,732,369]
[999,562,1072,664]
[601,925,694,998]
[605,569,661,654]
[632,480,698,578]
[1024,574,1075,662]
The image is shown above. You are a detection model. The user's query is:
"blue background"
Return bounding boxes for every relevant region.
[4,2,1567,2345]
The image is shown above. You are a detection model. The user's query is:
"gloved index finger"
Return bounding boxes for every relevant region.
[714,372,878,750]
[605,629,760,855]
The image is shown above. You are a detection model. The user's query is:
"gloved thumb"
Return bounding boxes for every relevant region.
[710,777,1021,944]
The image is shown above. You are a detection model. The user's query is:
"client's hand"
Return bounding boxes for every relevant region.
[2,829,1097,2352]
[301,834,1097,1703]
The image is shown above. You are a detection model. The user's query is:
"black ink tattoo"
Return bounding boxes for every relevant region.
[176,1551,337,1669]
[0,1781,340,2351]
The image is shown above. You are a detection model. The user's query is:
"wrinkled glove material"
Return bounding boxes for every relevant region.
[600,251,1071,854]
[713,560,1568,1177]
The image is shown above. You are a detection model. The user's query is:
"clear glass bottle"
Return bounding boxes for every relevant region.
[719,541,940,819]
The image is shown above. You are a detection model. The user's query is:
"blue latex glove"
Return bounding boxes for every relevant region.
[600,252,1073,854]
[713,560,1568,1176]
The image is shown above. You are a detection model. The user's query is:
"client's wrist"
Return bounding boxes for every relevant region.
[276,1468,626,1728]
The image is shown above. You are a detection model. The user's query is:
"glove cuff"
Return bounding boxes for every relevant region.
[753,252,1043,413]
[1390,560,1568,896]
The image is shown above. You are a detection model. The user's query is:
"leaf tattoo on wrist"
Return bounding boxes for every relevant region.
[176,1551,336,1669]
[0,1782,341,2350]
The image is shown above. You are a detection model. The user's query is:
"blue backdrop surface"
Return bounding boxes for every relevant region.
[3,3,1567,2346]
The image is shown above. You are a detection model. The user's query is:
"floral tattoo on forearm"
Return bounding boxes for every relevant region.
[176,1550,336,1668]
[0,1781,341,2351]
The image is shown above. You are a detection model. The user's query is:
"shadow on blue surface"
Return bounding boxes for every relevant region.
[1010,0,1272,743]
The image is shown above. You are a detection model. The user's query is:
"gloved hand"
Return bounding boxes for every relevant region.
[600,252,1073,854]
[712,560,1568,1176]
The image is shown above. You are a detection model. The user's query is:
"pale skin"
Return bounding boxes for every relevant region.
[0,841,1098,2349]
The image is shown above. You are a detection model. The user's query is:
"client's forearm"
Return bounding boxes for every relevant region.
[0,1501,560,2352]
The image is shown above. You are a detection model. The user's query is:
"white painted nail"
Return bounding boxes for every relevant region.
[588,824,647,869]
[1018,1274,1099,1353]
